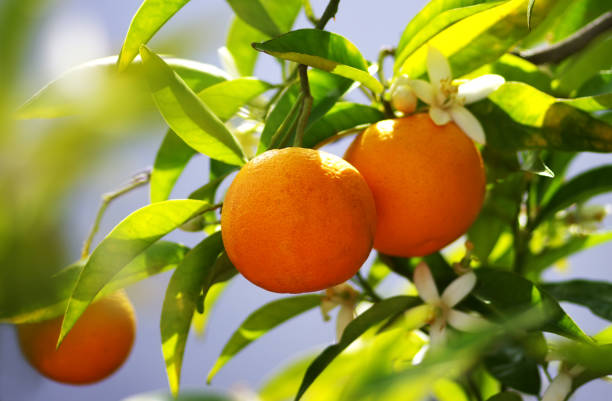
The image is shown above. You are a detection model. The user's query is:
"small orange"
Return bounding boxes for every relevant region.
[221,147,376,293]
[17,291,136,385]
[344,114,486,257]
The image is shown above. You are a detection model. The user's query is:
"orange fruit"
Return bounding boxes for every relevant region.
[344,114,486,257]
[221,147,376,293]
[17,291,136,385]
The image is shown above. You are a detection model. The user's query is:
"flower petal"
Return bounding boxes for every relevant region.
[408,79,435,105]
[441,272,476,307]
[413,261,440,303]
[429,106,451,125]
[447,309,490,332]
[427,46,452,84]
[449,105,486,144]
[458,74,505,104]
[429,316,447,347]
[336,304,355,342]
[542,372,572,401]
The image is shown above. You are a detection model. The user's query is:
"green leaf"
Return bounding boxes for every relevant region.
[463,54,551,93]
[486,392,522,401]
[225,16,269,76]
[116,0,191,71]
[524,231,612,278]
[0,241,188,324]
[294,296,420,401]
[58,199,214,346]
[473,268,590,342]
[302,102,384,148]
[367,257,392,288]
[122,389,232,401]
[536,165,612,225]
[541,280,612,321]
[526,0,535,29]
[395,1,505,72]
[484,337,541,394]
[226,0,301,37]
[253,29,383,94]
[151,131,197,203]
[139,46,247,166]
[198,77,272,121]
[161,233,234,396]
[577,70,612,97]
[17,56,229,119]
[398,0,556,79]
[258,70,353,153]
[207,294,321,383]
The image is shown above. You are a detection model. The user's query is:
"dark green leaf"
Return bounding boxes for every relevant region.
[58,199,214,345]
[161,233,230,396]
[226,0,301,37]
[577,70,612,97]
[225,16,268,76]
[294,296,421,400]
[473,268,590,342]
[122,389,232,401]
[541,280,612,321]
[302,102,384,148]
[140,46,247,166]
[151,131,197,203]
[207,294,321,383]
[484,337,541,394]
[536,165,612,225]
[253,29,383,93]
[0,241,188,324]
[486,392,522,401]
[117,0,191,71]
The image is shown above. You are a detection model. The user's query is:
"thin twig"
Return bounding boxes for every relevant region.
[376,47,395,86]
[81,169,151,258]
[315,0,340,30]
[518,11,612,64]
[302,0,318,26]
[355,271,382,302]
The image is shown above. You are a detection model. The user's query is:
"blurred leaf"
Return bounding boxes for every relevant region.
[486,392,522,401]
[554,33,612,96]
[535,165,612,225]
[473,268,590,341]
[541,280,612,321]
[484,338,541,394]
[367,257,392,288]
[577,70,612,97]
[526,0,535,29]
[151,131,197,203]
[258,70,353,153]
[226,0,301,37]
[557,341,612,389]
[140,46,247,166]
[302,102,384,148]
[399,0,556,79]
[0,241,188,324]
[260,355,314,401]
[198,77,272,120]
[17,56,229,119]
[193,280,230,336]
[536,151,577,207]
[161,233,232,396]
[253,29,383,93]
[188,172,232,201]
[58,199,214,345]
[524,231,612,278]
[207,294,321,383]
[395,1,504,72]
[122,389,232,401]
[295,296,420,401]
[117,0,191,71]
[463,54,551,93]
[226,16,269,76]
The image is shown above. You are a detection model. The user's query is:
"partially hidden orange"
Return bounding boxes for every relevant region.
[344,114,486,257]
[221,147,376,293]
[17,291,136,385]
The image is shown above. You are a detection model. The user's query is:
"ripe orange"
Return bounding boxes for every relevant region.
[344,114,486,257]
[221,147,376,293]
[17,291,136,385]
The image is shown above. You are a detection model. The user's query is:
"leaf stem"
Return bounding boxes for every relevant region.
[315,0,340,30]
[81,170,151,258]
[294,65,313,147]
[376,46,395,86]
[268,92,304,149]
[302,0,318,26]
[355,271,382,302]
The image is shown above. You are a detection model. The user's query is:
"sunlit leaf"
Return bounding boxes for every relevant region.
[207,294,321,383]
[542,280,612,321]
[161,233,236,396]
[253,29,383,93]
[151,131,197,203]
[295,296,420,400]
[58,200,214,346]
[0,241,188,324]
[226,16,269,76]
[140,46,247,166]
[463,54,551,93]
[197,77,272,121]
[226,0,301,37]
[117,0,191,71]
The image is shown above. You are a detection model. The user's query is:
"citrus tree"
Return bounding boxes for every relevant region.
[1,0,612,400]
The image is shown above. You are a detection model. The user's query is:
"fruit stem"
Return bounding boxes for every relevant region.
[355,271,382,302]
[315,0,340,30]
[81,169,151,258]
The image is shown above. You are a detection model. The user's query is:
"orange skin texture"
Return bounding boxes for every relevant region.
[221,147,376,293]
[17,291,136,385]
[344,114,486,257]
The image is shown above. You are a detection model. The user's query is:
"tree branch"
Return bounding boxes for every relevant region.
[518,11,612,64]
